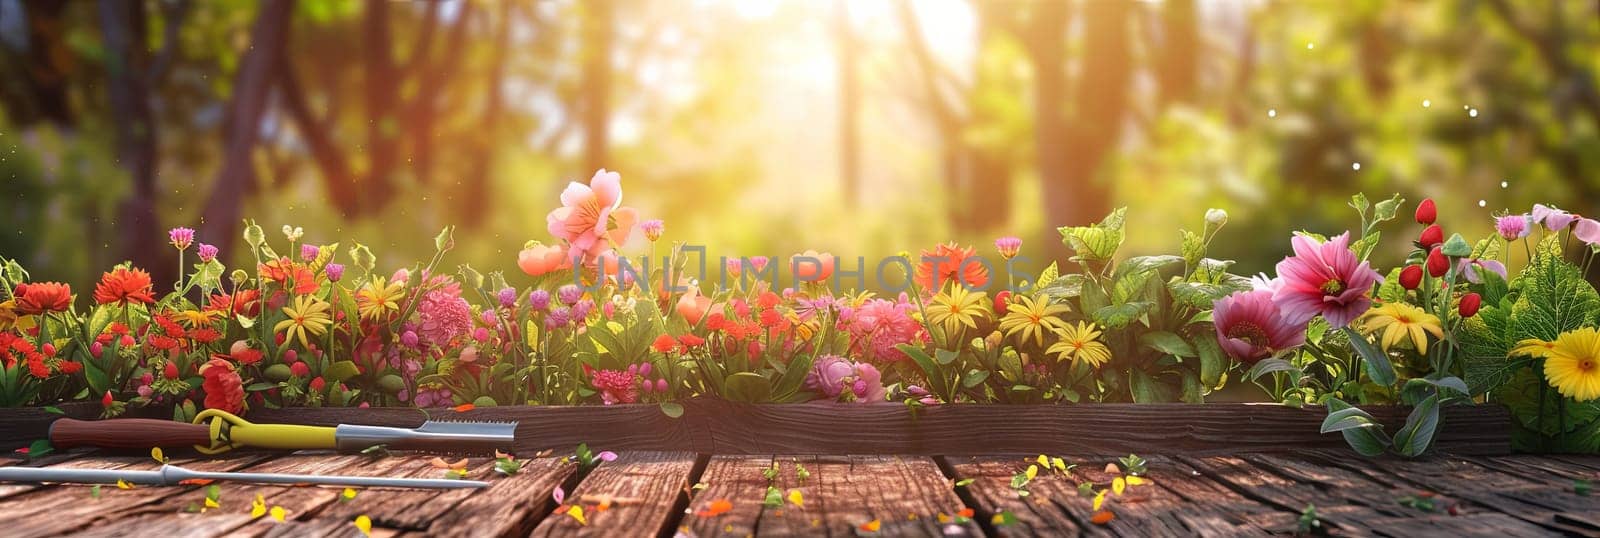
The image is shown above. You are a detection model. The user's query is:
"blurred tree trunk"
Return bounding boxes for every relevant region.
[835,0,860,208]
[199,0,294,261]
[581,0,614,173]
[896,0,972,229]
[1158,0,1197,105]
[362,0,398,214]
[458,2,510,228]
[98,0,170,283]
[965,2,1011,233]
[409,1,470,188]
[278,54,359,217]
[1027,1,1129,259]
[1,0,75,126]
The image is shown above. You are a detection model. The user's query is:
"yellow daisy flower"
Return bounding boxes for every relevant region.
[998,294,1071,348]
[356,276,405,321]
[925,285,989,340]
[1047,321,1111,368]
[274,295,332,349]
[1511,338,1558,359]
[1358,302,1443,355]
[1543,328,1600,402]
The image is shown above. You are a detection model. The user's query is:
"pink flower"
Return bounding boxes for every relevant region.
[844,295,924,363]
[994,237,1022,259]
[300,244,320,261]
[1213,289,1307,363]
[1576,218,1600,245]
[726,256,771,281]
[197,243,219,263]
[805,355,887,403]
[518,242,571,277]
[545,169,640,262]
[416,277,471,347]
[1532,204,1576,231]
[1454,258,1508,284]
[1271,232,1382,328]
[790,250,836,282]
[169,227,195,250]
[640,219,664,242]
[1496,215,1531,241]
[591,369,639,405]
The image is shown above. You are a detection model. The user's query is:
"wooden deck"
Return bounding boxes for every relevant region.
[2,449,1597,537]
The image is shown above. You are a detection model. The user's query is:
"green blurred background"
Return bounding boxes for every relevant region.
[1,0,1596,292]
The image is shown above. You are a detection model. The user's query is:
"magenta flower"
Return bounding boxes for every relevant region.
[805,355,887,403]
[1271,232,1382,328]
[498,287,518,308]
[843,295,924,363]
[1495,214,1531,240]
[168,227,195,250]
[1532,204,1577,231]
[527,290,551,311]
[640,219,664,242]
[994,236,1022,259]
[300,244,320,261]
[1454,258,1507,284]
[324,263,345,283]
[196,243,219,263]
[546,169,640,262]
[591,369,639,405]
[1213,289,1307,363]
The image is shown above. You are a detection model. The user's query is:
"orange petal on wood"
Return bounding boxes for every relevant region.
[453,403,476,412]
[1091,510,1115,525]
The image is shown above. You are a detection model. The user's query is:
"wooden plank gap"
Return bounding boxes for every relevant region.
[933,455,1001,538]
[655,453,710,538]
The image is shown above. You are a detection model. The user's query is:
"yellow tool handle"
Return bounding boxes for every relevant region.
[191,410,338,453]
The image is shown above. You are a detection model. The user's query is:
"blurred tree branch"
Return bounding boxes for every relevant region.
[98,0,169,283]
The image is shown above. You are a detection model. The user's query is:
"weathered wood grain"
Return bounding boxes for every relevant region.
[529,451,701,538]
[675,455,773,537]
[413,455,576,538]
[711,455,983,537]
[0,452,270,537]
[243,400,1512,455]
[1180,454,1417,535]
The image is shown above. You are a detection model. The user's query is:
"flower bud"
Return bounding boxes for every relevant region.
[309,376,326,392]
[1459,292,1482,318]
[1426,247,1449,278]
[164,361,180,380]
[1415,198,1437,224]
[102,391,114,408]
[1205,208,1229,227]
[1399,265,1423,290]
[290,361,311,378]
[1418,224,1444,249]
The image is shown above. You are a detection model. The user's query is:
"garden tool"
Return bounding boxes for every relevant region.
[48,409,517,455]
[0,463,488,489]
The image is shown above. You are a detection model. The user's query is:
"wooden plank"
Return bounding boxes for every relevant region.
[1144,457,1296,535]
[1301,450,1600,535]
[1365,512,1557,537]
[413,455,576,538]
[1178,454,1415,535]
[0,452,270,536]
[243,400,1512,455]
[675,455,772,537]
[71,452,423,538]
[529,451,701,537]
[725,455,981,537]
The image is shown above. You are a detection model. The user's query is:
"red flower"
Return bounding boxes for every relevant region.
[101,390,114,408]
[1399,265,1423,290]
[205,289,262,318]
[232,348,263,366]
[651,334,681,354]
[759,309,785,329]
[993,290,1013,312]
[57,361,81,374]
[915,243,990,292]
[93,268,156,306]
[1415,198,1437,225]
[164,361,181,380]
[189,327,221,344]
[259,258,318,295]
[705,312,726,332]
[199,358,245,414]
[1417,225,1444,250]
[678,334,706,347]
[289,361,311,377]
[1459,293,1483,318]
[26,355,48,378]
[309,376,326,392]
[13,282,72,315]
[756,292,781,310]
[1426,247,1449,278]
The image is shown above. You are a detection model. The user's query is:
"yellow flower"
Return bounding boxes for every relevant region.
[1511,338,1558,359]
[1047,321,1111,368]
[998,294,1071,348]
[176,309,222,328]
[356,276,404,321]
[926,285,989,339]
[1543,328,1600,402]
[1358,303,1443,355]
[274,295,332,349]
[0,300,36,332]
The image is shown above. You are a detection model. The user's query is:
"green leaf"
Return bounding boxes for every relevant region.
[1323,398,1391,457]
[1343,327,1396,387]
[321,361,360,384]
[1392,394,1440,457]
[1058,207,1127,261]
[1247,358,1299,381]
[1372,194,1403,223]
[1092,302,1154,329]
[434,226,456,252]
[723,372,773,403]
[934,349,960,366]
[43,406,63,415]
[1509,243,1600,342]
[26,439,53,459]
[1128,370,1173,403]
[1194,334,1226,388]
[1375,267,1407,304]
[660,402,685,419]
[1138,331,1196,357]
[962,370,990,388]
[1166,280,1249,310]
[1180,230,1205,267]
[1035,262,1059,290]
[1461,305,1516,394]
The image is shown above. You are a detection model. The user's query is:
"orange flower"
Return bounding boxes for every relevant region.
[916,243,989,292]
[518,242,571,277]
[677,289,712,325]
[258,258,318,295]
[205,289,262,318]
[13,282,72,315]
[93,268,155,306]
[790,250,836,282]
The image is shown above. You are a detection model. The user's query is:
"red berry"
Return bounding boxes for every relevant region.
[1418,224,1444,249]
[309,376,326,392]
[1459,293,1482,317]
[290,361,311,377]
[1426,247,1449,278]
[119,334,135,347]
[163,361,180,380]
[1399,265,1424,290]
[101,390,114,408]
[1415,198,1437,224]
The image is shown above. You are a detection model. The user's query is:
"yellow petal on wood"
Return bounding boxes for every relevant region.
[1092,489,1107,511]
[1126,476,1148,486]
[787,489,804,507]
[251,494,267,518]
[1024,465,1038,480]
[151,447,167,463]
[116,479,134,490]
[354,515,372,537]
[1112,476,1126,496]
[342,487,359,501]
[270,506,287,522]
[566,505,588,526]
[204,497,220,509]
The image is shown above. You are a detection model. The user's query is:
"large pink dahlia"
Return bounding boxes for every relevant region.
[1271,232,1382,328]
[1213,289,1307,363]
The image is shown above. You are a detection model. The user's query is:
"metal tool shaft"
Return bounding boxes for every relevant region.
[0,464,488,489]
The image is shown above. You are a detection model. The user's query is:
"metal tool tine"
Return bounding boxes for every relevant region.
[415,420,518,437]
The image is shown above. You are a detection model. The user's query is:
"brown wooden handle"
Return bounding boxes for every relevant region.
[49,418,213,450]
